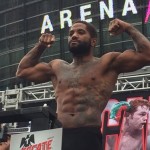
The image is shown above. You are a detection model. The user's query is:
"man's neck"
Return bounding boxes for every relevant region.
[72,54,94,66]
[121,124,142,138]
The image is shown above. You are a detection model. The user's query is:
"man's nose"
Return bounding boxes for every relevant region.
[72,32,79,39]
[143,115,148,121]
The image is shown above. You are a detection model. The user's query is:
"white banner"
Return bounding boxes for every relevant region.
[10,128,62,150]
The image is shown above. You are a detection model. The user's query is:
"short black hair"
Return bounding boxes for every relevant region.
[73,20,97,38]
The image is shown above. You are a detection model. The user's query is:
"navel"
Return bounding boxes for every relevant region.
[70,113,75,116]
[91,77,95,81]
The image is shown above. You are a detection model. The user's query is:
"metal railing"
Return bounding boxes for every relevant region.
[1,71,150,110]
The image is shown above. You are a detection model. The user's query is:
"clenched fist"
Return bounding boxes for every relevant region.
[39,33,55,47]
[108,18,131,36]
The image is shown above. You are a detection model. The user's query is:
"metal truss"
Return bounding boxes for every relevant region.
[114,73,150,93]
[1,74,150,110]
[19,83,55,101]
[0,82,55,110]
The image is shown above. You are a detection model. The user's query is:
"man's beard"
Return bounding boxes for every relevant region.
[69,40,91,56]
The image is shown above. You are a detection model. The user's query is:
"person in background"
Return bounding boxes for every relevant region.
[0,135,10,150]
[110,99,150,150]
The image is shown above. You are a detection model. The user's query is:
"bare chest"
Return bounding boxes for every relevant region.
[120,136,142,150]
[57,65,101,88]
[53,64,116,97]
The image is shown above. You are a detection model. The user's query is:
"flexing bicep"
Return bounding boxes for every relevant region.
[112,50,150,73]
[16,62,52,83]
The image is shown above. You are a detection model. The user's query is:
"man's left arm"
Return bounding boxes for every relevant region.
[109,18,150,73]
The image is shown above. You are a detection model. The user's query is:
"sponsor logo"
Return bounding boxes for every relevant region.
[20,134,34,148]
[20,134,53,150]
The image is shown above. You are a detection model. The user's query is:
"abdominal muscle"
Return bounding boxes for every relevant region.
[57,110,101,128]
[56,89,104,128]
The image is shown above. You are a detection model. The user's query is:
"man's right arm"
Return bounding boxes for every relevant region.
[16,33,55,83]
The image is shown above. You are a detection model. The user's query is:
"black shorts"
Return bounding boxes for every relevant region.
[62,126,103,150]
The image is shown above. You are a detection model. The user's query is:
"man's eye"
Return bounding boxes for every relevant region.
[69,32,73,36]
[79,30,85,34]
[69,31,74,36]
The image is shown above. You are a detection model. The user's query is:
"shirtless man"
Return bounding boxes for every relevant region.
[109,99,150,150]
[16,18,150,150]
[119,99,149,150]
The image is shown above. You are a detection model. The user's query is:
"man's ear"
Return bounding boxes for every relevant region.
[91,38,97,47]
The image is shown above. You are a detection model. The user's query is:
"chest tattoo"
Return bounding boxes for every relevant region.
[68,78,80,88]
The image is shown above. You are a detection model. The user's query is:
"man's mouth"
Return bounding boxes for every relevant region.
[69,41,79,47]
[140,123,146,128]
[71,40,78,44]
